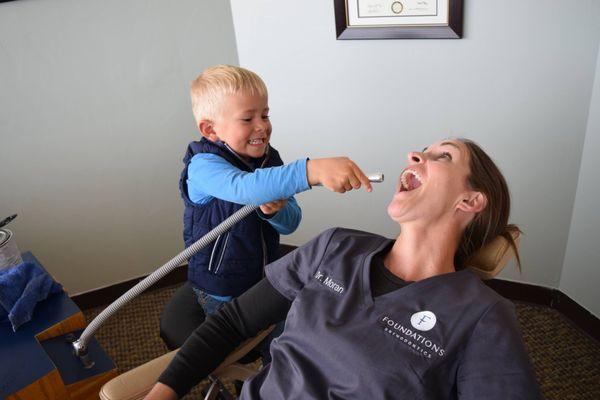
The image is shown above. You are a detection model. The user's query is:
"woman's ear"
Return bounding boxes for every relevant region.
[457,191,487,214]
[199,120,219,142]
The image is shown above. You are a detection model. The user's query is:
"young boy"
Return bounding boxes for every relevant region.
[160,65,371,350]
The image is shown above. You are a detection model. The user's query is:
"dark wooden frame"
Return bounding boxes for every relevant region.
[334,0,463,39]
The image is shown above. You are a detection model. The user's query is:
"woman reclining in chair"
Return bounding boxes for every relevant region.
[146,138,542,399]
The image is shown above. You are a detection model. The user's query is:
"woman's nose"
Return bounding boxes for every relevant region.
[408,151,424,164]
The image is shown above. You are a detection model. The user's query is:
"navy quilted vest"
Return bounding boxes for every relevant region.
[180,138,283,296]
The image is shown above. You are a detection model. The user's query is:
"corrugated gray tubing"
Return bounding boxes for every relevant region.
[75,204,258,351]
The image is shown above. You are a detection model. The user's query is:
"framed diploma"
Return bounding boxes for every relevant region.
[334,0,463,39]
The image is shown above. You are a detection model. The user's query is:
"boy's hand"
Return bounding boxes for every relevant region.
[260,199,288,215]
[307,157,373,193]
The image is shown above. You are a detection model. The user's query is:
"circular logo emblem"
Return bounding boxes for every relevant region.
[391,1,404,14]
[410,311,437,331]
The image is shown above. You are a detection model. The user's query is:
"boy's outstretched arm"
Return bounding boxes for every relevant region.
[306,157,373,193]
[188,155,372,207]
[187,155,310,205]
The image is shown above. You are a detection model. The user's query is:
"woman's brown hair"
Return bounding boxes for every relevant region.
[454,138,522,270]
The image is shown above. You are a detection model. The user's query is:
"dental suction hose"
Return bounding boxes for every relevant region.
[72,204,258,361]
[72,173,384,365]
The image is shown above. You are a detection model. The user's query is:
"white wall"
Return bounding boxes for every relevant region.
[0,0,238,293]
[230,0,600,288]
[560,44,600,318]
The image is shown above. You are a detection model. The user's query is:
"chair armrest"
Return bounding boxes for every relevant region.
[99,325,275,400]
[99,350,177,400]
[214,324,274,374]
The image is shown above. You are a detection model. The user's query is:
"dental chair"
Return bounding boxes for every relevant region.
[99,231,520,400]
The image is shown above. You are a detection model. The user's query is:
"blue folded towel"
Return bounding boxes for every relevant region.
[0,262,63,331]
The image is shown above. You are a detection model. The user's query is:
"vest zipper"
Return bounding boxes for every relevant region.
[223,141,271,272]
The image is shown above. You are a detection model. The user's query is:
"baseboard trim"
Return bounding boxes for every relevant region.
[551,290,600,342]
[484,279,555,305]
[72,267,188,311]
[485,279,599,341]
[71,244,298,311]
[72,244,599,342]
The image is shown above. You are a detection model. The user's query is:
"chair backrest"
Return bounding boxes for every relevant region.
[467,230,521,280]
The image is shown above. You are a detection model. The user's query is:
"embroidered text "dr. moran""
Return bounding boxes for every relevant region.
[314,270,345,294]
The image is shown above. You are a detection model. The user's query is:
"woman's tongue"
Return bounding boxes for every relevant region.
[407,174,422,191]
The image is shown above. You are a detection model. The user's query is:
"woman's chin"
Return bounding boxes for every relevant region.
[386,204,406,223]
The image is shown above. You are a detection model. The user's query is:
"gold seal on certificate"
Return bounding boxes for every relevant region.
[391,1,403,14]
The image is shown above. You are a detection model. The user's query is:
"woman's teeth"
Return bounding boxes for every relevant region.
[400,169,423,191]
[248,139,265,145]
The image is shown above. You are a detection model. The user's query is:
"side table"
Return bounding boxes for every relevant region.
[0,252,117,399]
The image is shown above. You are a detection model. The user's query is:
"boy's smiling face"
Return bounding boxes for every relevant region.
[200,92,271,159]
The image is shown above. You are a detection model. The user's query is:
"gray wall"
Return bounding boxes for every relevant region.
[2,0,599,309]
[0,0,238,294]
[230,0,600,288]
[560,44,600,318]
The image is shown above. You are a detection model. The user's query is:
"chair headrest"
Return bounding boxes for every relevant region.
[467,230,521,280]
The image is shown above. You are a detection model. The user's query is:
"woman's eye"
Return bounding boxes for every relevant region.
[262,115,270,120]
[440,152,452,160]
[242,118,252,122]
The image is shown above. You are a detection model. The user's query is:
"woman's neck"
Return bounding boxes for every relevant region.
[383,222,462,282]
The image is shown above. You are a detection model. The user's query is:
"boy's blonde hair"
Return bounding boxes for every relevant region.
[190,64,268,124]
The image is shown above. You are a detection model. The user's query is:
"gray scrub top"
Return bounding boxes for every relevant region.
[241,228,541,400]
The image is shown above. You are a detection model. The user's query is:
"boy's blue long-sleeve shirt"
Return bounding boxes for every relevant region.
[187,153,310,235]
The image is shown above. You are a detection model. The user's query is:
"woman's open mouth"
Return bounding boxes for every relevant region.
[399,169,423,192]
